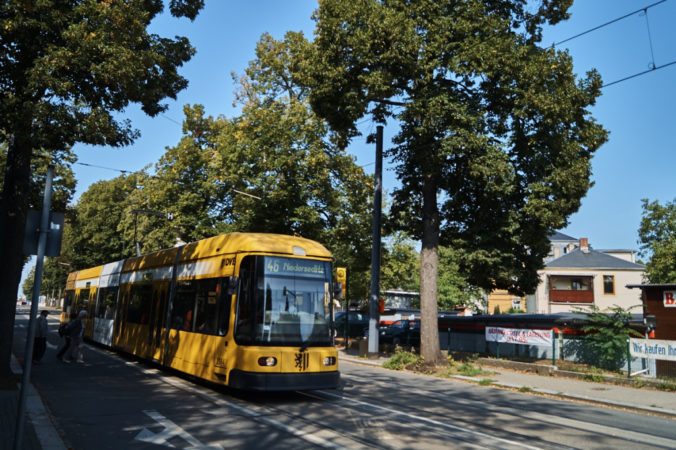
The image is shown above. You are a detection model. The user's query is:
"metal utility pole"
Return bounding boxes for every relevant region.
[14,166,54,450]
[368,126,383,356]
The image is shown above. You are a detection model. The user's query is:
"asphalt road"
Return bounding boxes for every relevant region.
[12,309,676,449]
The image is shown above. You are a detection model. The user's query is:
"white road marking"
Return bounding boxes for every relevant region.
[136,409,223,449]
[88,346,349,449]
[320,390,543,450]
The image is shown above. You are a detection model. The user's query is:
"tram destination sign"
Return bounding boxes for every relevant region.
[264,257,327,279]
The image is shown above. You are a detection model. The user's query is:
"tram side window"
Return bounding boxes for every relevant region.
[96,287,118,319]
[217,278,232,336]
[235,258,255,344]
[193,279,219,334]
[127,284,152,324]
[171,278,228,335]
[76,289,90,313]
[63,290,74,313]
[172,281,196,331]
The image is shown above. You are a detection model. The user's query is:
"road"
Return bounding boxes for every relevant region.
[12,309,676,449]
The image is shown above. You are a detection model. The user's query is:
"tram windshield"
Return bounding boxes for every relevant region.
[236,255,332,346]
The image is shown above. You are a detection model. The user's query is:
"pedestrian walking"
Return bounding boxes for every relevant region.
[63,310,87,363]
[32,310,49,363]
[56,311,77,360]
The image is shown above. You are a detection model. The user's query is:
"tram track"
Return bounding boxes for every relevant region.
[335,365,676,450]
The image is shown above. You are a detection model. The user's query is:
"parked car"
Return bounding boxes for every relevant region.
[331,311,369,338]
[379,319,420,347]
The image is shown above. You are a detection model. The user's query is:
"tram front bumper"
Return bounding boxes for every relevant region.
[228,370,340,391]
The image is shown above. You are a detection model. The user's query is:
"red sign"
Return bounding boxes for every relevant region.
[663,291,676,308]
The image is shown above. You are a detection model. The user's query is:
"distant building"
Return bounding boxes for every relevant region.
[528,237,645,314]
[487,234,645,314]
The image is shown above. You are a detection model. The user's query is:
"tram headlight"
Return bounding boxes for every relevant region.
[323,356,336,366]
[258,356,277,367]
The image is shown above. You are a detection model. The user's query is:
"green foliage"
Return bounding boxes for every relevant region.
[308,0,607,298]
[438,246,481,310]
[0,0,204,380]
[457,362,485,377]
[66,174,140,268]
[380,233,420,293]
[383,349,421,370]
[583,373,606,383]
[307,0,607,363]
[493,305,502,315]
[578,305,642,371]
[22,268,35,300]
[63,33,374,303]
[638,198,676,283]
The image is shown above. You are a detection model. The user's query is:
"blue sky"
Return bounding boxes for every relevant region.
[20,0,676,296]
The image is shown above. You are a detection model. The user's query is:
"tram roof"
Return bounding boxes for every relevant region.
[122,232,332,272]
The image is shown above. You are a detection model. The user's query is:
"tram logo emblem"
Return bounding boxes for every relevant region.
[295,352,309,371]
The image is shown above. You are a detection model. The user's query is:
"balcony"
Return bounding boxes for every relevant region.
[549,289,594,304]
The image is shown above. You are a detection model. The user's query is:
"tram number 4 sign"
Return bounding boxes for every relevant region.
[664,291,676,307]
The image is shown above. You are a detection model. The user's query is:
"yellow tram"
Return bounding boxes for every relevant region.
[61,233,340,391]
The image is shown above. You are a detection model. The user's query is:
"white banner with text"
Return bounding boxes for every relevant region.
[485,327,553,346]
[629,338,676,361]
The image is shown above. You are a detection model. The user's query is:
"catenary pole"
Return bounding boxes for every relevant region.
[368,126,383,356]
[14,166,54,450]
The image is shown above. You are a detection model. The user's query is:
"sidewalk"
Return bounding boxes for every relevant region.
[337,348,676,418]
[1,355,65,450]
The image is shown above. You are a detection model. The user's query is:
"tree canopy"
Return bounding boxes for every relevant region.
[0,0,205,381]
[638,198,676,283]
[61,32,375,301]
[307,0,608,362]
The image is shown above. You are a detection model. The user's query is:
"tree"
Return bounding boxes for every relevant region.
[638,198,676,283]
[380,233,420,293]
[437,246,481,311]
[0,0,205,381]
[67,174,141,268]
[81,32,374,298]
[308,0,607,363]
[22,268,35,302]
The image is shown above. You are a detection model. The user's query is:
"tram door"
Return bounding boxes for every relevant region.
[149,282,169,361]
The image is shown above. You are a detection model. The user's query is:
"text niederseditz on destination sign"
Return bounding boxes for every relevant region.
[264,257,327,278]
[629,339,676,362]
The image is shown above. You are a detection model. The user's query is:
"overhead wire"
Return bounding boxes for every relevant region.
[553,0,667,46]
[552,0,674,88]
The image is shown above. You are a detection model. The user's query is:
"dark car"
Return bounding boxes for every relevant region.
[331,311,369,338]
[379,319,420,347]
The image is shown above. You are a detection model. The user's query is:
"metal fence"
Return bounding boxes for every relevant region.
[439,329,676,380]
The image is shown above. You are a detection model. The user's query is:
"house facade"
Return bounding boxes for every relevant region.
[487,233,645,314]
[527,236,645,314]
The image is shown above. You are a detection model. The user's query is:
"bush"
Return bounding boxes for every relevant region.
[576,305,642,371]
[383,349,420,370]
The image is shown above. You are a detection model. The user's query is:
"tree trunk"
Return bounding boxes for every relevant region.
[0,133,32,382]
[420,173,441,364]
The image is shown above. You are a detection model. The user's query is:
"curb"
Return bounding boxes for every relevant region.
[11,354,66,450]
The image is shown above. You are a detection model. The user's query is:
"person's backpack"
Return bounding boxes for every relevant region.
[58,322,70,337]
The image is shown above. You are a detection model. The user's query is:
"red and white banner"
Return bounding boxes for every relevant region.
[485,327,553,346]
